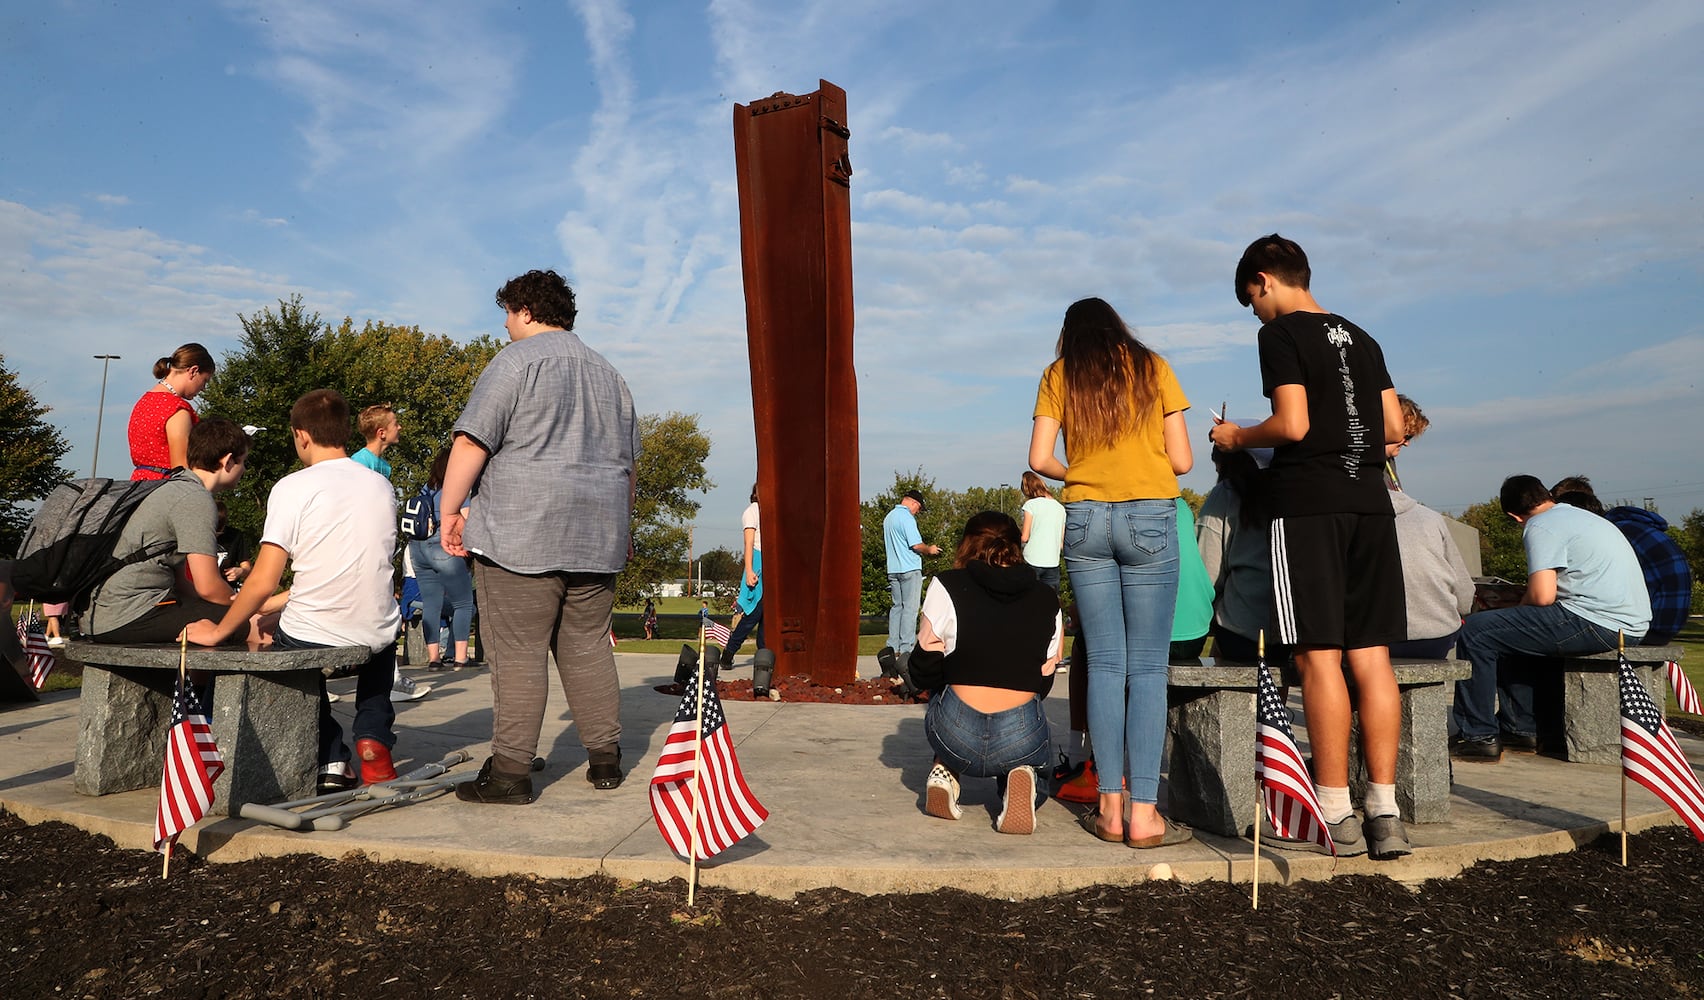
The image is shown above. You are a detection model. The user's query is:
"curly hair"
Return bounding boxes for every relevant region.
[952,511,1025,569]
[495,269,578,331]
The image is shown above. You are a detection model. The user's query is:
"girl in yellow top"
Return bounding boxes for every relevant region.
[1028,297,1194,848]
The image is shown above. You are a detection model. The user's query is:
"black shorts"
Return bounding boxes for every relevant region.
[89,596,231,645]
[1270,512,1405,649]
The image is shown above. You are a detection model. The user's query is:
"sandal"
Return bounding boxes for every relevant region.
[1078,810,1123,844]
[1126,818,1193,850]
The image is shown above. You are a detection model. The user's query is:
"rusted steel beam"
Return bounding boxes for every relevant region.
[732,80,860,685]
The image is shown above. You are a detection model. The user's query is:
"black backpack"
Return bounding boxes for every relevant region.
[10,477,177,615]
[400,486,438,541]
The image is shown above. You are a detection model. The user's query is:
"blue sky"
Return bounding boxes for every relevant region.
[4,0,1702,554]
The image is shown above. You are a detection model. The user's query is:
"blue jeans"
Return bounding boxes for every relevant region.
[411,538,474,649]
[925,686,1052,780]
[274,627,396,765]
[1063,499,1179,803]
[724,596,764,659]
[1453,604,1620,740]
[1032,564,1061,592]
[887,570,922,654]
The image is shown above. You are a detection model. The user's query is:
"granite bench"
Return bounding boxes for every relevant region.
[64,641,371,814]
[1544,646,1684,765]
[1165,657,1471,837]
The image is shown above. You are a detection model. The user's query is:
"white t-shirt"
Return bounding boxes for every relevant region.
[741,502,762,551]
[265,457,402,652]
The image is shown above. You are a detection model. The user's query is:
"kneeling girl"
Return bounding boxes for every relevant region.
[912,512,1061,834]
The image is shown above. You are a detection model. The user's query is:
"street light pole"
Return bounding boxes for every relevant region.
[91,354,122,478]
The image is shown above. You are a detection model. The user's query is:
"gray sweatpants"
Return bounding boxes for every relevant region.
[473,561,621,771]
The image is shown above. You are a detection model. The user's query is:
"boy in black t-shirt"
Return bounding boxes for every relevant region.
[1209,234,1410,860]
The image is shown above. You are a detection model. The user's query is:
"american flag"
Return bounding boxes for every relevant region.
[1666,661,1700,716]
[649,663,767,860]
[701,616,731,648]
[1620,655,1704,842]
[15,609,55,690]
[153,675,225,853]
[1256,660,1335,855]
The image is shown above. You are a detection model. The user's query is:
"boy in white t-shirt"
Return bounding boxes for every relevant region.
[188,389,404,791]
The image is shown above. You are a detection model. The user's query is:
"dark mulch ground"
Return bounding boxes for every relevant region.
[4,810,1703,999]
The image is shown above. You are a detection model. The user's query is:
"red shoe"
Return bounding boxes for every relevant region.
[1056,759,1100,804]
[356,738,397,784]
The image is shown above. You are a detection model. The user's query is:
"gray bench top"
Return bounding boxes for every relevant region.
[1168,657,1471,688]
[1560,646,1683,663]
[64,641,371,673]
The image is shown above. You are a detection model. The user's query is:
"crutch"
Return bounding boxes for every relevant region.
[238,751,473,832]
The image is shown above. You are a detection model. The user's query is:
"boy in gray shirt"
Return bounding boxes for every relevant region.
[88,418,253,644]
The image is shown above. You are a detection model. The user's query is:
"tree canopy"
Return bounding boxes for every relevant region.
[1456,496,1528,582]
[618,412,713,606]
[0,353,74,557]
[195,296,501,540]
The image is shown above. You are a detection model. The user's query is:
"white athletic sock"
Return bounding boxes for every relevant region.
[1315,785,1354,824]
[1364,782,1399,820]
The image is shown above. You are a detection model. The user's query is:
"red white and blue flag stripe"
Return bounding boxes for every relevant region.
[15,610,55,690]
[701,617,732,648]
[154,676,224,853]
[1620,654,1704,842]
[1666,661,1700,717]
[1256,660,1335,856]
[649,663,767,860]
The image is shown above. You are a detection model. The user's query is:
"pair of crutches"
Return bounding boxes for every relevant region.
[237,750,493,832]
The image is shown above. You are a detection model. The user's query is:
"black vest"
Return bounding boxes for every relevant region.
[934,563,1059,694]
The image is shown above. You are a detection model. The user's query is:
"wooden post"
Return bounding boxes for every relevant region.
[731,81,861,685]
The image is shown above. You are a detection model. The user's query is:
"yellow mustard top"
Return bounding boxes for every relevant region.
[1033,355,1188,503]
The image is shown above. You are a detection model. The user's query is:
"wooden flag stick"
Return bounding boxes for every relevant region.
[1253,629,1265,910]
[685,645,710,907]
[1619,631,1628,867]
[162,633,190,880]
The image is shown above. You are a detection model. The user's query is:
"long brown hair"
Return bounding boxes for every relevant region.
[953,512,1025,569]
[1056,297,1158,453]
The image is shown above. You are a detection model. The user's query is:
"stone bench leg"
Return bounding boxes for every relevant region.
[75,667,176,796]
[209,670,321,812]
[1166,688,1255,837]
[1562,663,1664,765]
[1349,683,1454,823]
[76,667,322,814]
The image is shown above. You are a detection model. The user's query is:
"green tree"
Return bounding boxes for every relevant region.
[0,353,74,557]
[196,296,500,540]
[618,412,713,607]
[698,547,741,591]
[1458,496,1527,581]
[1675,509,1704,612]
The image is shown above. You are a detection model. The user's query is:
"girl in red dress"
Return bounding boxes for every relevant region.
[128,343,214,480]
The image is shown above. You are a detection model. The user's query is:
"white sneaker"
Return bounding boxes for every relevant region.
[924,763,962,820]
[390,673,431,702]
[995,766,1037,835]
[45,637,68,649]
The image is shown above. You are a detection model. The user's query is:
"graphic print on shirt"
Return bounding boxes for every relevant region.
[1328,322,1370,481]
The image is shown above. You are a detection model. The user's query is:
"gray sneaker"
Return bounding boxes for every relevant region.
[390,672,431,702]
[1257,811,1368,857]
[1364,813,1412,860]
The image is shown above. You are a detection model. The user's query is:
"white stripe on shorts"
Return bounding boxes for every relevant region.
[1270,517,1297,644]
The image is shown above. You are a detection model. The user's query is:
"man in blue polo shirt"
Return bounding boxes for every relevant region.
[1451,475,1651,762]
[882,489,940,659]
